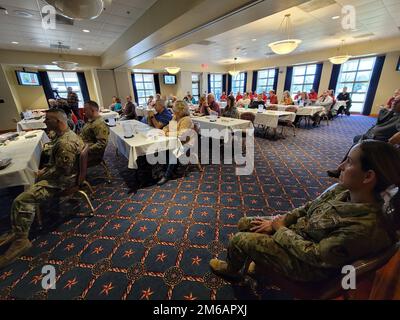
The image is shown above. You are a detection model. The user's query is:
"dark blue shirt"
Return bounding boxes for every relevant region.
[155,108,173,127]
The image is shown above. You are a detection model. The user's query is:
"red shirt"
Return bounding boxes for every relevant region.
[269,94,278,105]
[220,94,227,101]
[236,94,243,102]
[309,92,318,101]
[294,94,301,100]
[262,93,267,102]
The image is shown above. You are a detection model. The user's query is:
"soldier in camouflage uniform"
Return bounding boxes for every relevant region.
[210,140,400,282]
[80,100,109,167]
[0,109,84,269]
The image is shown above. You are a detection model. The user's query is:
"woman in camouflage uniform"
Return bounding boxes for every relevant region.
[210,140,400,282]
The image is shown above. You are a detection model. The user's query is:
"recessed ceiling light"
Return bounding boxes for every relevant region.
[82,29,90,33]
[12,41,19,44]
[77,47,83,50]
[332,16,340,20]
[252,38,257,41]
[13,10,33,18]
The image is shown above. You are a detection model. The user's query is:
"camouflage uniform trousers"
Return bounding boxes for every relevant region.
[11,180,62,236]
[227,217,334,282]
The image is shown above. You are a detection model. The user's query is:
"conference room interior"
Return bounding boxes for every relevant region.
[0,0,399,301]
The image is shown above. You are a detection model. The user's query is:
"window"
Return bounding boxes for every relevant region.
[290,64,317,98]
[192,73,200,102]
[47,72,84,107]
[133,73,156,106]
[336,57,376,113]
[256,68,276,93]
[231,72,246,95]
[210,74,223,100]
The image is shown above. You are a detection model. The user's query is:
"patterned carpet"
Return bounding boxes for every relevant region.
[0,115,375,300]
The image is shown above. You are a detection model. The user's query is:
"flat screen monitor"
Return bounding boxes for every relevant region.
[163,74,176,85]
[15,71,41,86]
[397,57,400,71]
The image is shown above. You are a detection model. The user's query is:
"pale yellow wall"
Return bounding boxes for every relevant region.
[0,65,21,130]
[95,70,118,108]
[159,73,179,98]
[371,51,400,115]
[84,69,100,105]
[114,69,134,102]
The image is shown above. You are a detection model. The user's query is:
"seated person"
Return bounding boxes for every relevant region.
[108,96,117,110]
[308,88,318,103]
[328,96,400,177]
[281,91,294,105]
[262,91,268,103]
[48,99,57,109]
[0,109,84,268]
[293,91,302,101]
[120,95,137,120]
[220,92,228,101]
[111,97,123,114]
[383,88,400,110]
[336,87,352,116]
[146,99,173,129]
[236,92,243,102]
[295,92,310,107]
[183,93,196,104]
[237,93,251,108]
[147,95,156,107]
[210,140,400,283]
[157,101,194,185]
[312,90,334,124]
[194,95,207,116]
[222,96,239,118]
[199,93,221,116]
[250,94,266,109]
[81,100,110,166]
[268,90,278,105]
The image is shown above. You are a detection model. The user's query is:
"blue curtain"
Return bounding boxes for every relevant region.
[207,74,211,93]
[363,55,386,115]
[243,72,248,93]
[222,74,227,93]
[252,71,258,92]
[312,63,323,93]
[284,67,293,92]
[131,74,139,104]
[153,74,161,94]
[273,68,279,92]
[39,71,55,106]
[227,74,232,94]
[328,64,341,93]
[77,72,90,103]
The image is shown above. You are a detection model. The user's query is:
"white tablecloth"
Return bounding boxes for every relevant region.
[100,110,120,121]
[17,118,47,131]
[271,104,324,116]
[0,130,49,188]
[237,108,296,128]
[109,120,183,169]
[191,116,252,142]
[136,107,156,118]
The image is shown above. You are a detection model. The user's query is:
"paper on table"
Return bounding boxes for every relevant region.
[108,118,116,126]
[258,104,264,113]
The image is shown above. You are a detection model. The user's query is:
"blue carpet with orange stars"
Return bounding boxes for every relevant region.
[0,115,375,300]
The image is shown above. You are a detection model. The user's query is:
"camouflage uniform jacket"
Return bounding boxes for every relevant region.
[272,184,393,270]
[40,129,84,188]
[80,116,110,165]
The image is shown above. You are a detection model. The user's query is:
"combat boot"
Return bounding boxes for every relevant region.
[0,231,16,247]
[0,236,32,269]
[209,259,242,281]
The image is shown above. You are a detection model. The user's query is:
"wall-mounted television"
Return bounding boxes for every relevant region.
[15,71,41,86]
[163,74,176,85]
[397,57,400,71]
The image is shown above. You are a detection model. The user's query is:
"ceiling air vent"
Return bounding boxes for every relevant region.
[298,0,336,12]
[50,43,70,50]
[195,40,216,46]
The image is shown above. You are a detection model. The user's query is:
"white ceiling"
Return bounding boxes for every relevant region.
[156,0,400,66]
[0,0,157,55]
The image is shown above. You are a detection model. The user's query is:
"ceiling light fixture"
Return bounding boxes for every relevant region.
[329,40,352,64]
[52,41,79,70]
[165,67,181,74]
[12,41,19,44]
[77,47,83,50]
[228,57,240,77]
[268,14,302,55]
[332,16,340,20]
[82,29,90,33]
[252,38,257,41]
[44,0,104,20]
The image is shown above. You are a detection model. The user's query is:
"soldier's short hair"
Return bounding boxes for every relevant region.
[85,100,99,111]
[46,108,67,123]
